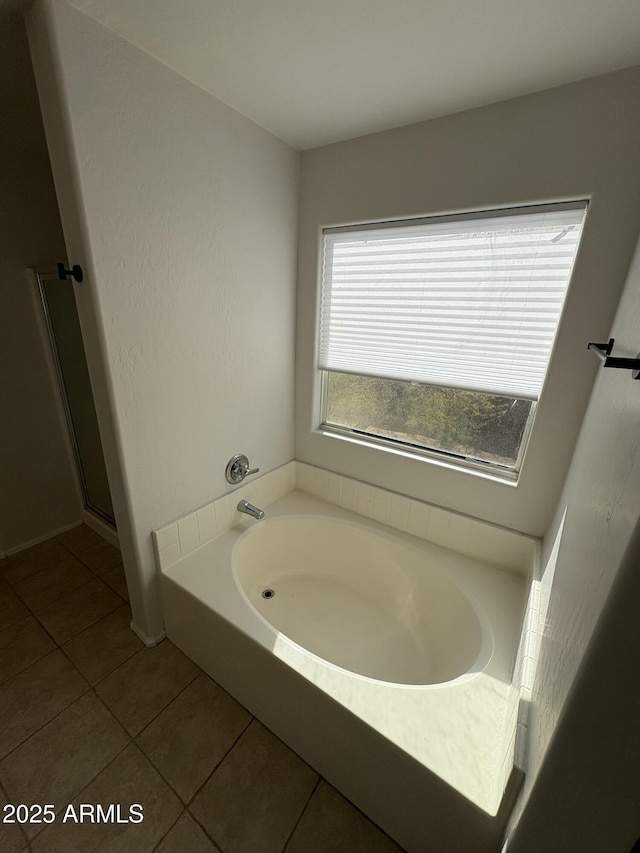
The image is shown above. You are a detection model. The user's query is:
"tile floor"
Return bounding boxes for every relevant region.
[0,525,404,852]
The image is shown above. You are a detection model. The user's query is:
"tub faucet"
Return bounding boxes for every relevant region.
[237,500,265,520]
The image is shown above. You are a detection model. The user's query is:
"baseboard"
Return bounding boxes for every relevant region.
[81,509,119,549]
[1,519,83,558]
[130,619,166,648]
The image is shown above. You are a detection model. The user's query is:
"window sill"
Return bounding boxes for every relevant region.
[317,425,520,487]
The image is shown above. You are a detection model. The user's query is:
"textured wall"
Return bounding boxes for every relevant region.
[296,67,640,536]
[507,232,640,850]
[0,11,81,555]
[27,0,299,638]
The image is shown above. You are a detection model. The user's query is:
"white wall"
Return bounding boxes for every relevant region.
[506,231,640,851]
[27,0,300,640]
[0,10,81,555]
[296,67,640,537]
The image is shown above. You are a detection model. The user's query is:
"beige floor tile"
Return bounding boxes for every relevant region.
[156,812,220,852]
[101,563,129,601]
[0,692,129,838]
[284,780,404,853]
[190,720,318,853]
[31,744,182,853]
[0,651,87,758]
[55,524,103,556]
[75,541,122,575]
[137,674,251,802]
[1,539,71,585]
[12,557,94,612]
[0,616,56,686]
[0,589,29,634]
[96,641,199,735]
[36,577,123,644]
[63,605,142,685]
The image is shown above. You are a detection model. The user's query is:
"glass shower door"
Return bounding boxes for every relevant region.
[36,269,115,526]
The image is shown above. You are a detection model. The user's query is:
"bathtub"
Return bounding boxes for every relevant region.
[159,490,526,853]
[233,514,492,686]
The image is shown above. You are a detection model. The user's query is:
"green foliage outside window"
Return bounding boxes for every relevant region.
[325,372,532,468]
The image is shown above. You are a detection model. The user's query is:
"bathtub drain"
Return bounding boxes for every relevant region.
[262,588,275,600]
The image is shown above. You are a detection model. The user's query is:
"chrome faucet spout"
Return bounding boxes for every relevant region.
[237,500,265,520]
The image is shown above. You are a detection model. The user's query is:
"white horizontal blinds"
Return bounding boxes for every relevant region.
[319,202,587,400]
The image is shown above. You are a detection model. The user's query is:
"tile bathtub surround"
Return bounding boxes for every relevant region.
[296,463,537,576]
[154,462,297,569]
[154,460,536,576]
[0,525,404,853]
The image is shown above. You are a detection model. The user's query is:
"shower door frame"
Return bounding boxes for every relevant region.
[34,267,116,529]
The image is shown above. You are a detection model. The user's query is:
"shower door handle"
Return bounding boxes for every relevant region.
[57,262,84,283]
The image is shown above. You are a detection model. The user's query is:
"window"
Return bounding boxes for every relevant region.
[318,201,587,476]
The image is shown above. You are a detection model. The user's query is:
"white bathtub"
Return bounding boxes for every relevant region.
[233,514,493,686]
[160,490,527,852]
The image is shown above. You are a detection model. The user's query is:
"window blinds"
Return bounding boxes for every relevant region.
[319,202,587,401]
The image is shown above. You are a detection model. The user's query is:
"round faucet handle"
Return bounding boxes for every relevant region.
[225,454,260,484]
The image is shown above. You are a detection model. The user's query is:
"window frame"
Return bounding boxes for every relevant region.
[318,371,537,481]
[315,201,587,481]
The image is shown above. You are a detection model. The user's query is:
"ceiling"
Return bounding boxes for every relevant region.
[16,0,640,149]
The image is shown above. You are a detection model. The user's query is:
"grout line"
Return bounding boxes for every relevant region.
[13,727,131,843]
[0,529,163,846]
[75,643,142,690]
[323,780,409,851]
[55,532,92,560]
[59,601,135,654]
[31,736,136,831]
[76,554,124,579]
[137,695,257,816]
[281,776,321,852]
[185,806,227,853]
[0,775,32,849]
[0,614,53,689]
[132,668,208,745]
[2,553,126,648]
[155,712,258,853]
[31,649,206,836]
[0,695,110,845]
[182,713,254,808]
[19,621,165,831]
[0,649,91,764]
[89,642,146,690]
[0,544,130,764]
[54,527,109,558]
[11,570,98,618]
[54,680,139,804]
[133,688,243,853]
[1,553,87,589]
[3,557,127,644]
[32,587,126,648]
[0,594,137,821]
[148,808,185,852]
[94,647,201,736]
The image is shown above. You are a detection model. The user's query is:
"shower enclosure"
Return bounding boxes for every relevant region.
[35,268,115,527]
